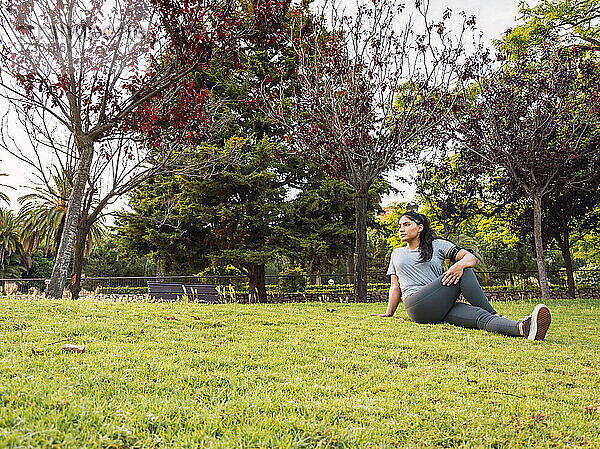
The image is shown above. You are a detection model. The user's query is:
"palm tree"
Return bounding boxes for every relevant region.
[0,209,31,280]
[18,170,104,298]
[18,171,103,258]
[18,181,69,257]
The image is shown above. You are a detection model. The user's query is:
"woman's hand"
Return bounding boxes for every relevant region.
[442,249,477,286]
[442,263,465,286]
[370,312,393,317]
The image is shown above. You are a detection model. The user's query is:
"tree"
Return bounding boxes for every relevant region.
[16,168,111,298]
[472,213,536,271]
[504,0,600,51]
[572,220,600,267]
[119,3,324,301]
[25,250,55,285]
[281,165,387,281]
[503,177,600,297]
[118,140,377,301]
[119,140,286,302]
[83,232,154,278]
[17,170,100,256]
[263,0,475,301]
[0,0,289,298]
[457,39,600,299]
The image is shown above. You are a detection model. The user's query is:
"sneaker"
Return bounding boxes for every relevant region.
[522,304,551,341]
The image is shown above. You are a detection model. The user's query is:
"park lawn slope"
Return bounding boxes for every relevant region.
[0,297,599,448]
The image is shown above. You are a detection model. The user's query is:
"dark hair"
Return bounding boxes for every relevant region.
[400,211,436,263]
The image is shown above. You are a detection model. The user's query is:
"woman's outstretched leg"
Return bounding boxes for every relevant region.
[458,268,497,315]
[444,302,521,336]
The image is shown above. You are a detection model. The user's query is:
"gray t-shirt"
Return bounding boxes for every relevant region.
[386,239,456,298]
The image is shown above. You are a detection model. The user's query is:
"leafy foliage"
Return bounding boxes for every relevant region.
[365,202,407,275]
[416,156,490,239]
[277,267,309,293]
[119,7,387,301]
[0,170,12,206]
[26,249,55,280]
[456,38,600,298]
[574,262,600,287]
[119,139,283,272]
[460,42,600,195]
[0,0,291,297]
[17,171,103,258]
[83,233,154,278]
[199,265,243,277]
[282,166,387,275]
[0,209,30,278]
[504,0,600,52]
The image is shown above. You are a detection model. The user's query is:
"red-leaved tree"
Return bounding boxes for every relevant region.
[0,0,288,298]
[262,0,476,301]
[458,38,600,299]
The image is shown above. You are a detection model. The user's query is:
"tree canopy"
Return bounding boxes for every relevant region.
[455,38,600,298]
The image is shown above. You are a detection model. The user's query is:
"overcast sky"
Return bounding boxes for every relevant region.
[0,0,525,212]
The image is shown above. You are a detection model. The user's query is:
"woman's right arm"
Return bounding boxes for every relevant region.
[371,275,401,317]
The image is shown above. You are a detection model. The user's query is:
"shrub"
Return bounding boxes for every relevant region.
[198,265,245,289]
[199,265,243,277]
[305,282,389,294]
[97,286,148,295]
[574,264,600,288]
[278,268,309,293]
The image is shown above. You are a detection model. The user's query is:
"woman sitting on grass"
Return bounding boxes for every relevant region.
[372,211,551,341]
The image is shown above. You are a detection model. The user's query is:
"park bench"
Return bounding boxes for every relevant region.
[147,282,220,303]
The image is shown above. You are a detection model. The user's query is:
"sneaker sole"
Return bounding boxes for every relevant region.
[528,304,551,341]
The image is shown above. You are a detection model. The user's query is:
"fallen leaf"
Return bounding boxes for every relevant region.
[164,315,178,321]
[191,315,201,320]
[62,344,85,353]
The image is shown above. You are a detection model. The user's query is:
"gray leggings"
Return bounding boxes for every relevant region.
[403,268,521,337]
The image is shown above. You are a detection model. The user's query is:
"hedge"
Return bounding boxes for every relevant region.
[97,286,148,295]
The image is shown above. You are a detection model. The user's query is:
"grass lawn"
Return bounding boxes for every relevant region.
[0,296,599,448]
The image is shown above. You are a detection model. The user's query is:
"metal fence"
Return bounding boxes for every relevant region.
[1,269,600,295]
[476,269,600,290]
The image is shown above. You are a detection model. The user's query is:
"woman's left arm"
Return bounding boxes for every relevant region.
[441,249,477,286]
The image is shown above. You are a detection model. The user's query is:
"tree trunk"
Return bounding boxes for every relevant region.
[347,256,353,284]
[532,192,551,300]
[70,220,91,300]
[46,142,94,299]
[442,222,450,239]
[155,258,165,280]
[247,263,267,303]
[555,226,576,299]
[354,187,369,303]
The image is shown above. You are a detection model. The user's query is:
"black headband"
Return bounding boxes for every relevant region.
[402,212,423,224]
